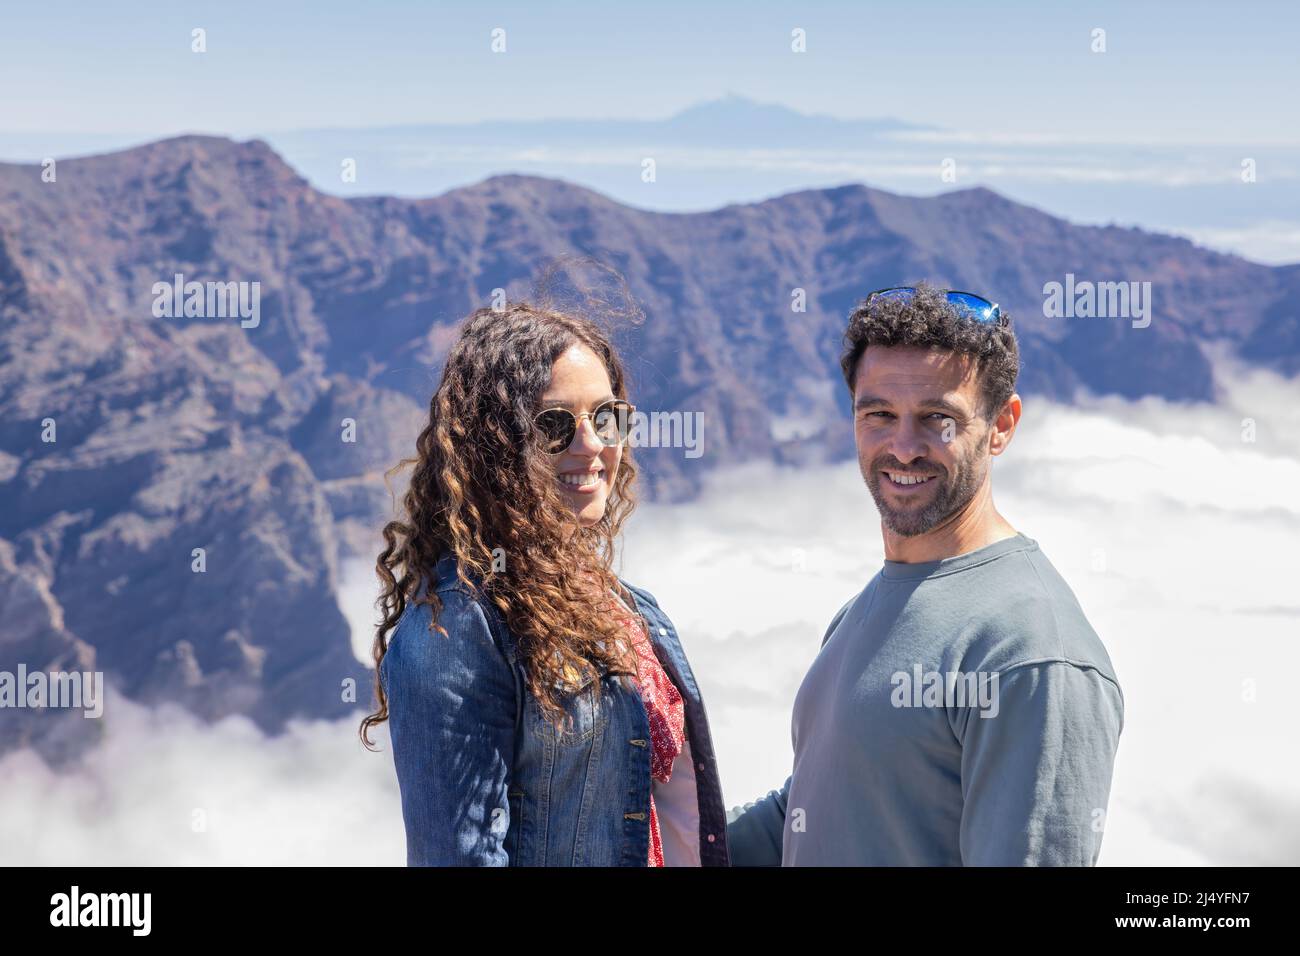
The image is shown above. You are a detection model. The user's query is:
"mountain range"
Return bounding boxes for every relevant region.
[1,134,1296,764]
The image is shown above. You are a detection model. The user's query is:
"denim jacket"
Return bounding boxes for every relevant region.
[381,551,731,866]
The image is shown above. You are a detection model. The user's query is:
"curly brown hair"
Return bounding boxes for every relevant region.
[359,301,641,748]
[840,282,1019,421]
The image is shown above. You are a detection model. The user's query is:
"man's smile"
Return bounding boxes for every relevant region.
[882,470,938,490]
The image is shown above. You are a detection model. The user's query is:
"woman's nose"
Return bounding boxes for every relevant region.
[570,416,605,454]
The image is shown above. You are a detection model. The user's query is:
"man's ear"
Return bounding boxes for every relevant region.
[988,393,1021,457]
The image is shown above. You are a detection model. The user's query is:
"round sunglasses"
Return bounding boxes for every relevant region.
[866,286,1004,326]
[533,399,636,454]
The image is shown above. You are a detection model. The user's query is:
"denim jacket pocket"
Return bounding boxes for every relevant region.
[527,672,609,746]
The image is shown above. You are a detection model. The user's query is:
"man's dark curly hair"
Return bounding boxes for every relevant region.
[839,282,1020,421]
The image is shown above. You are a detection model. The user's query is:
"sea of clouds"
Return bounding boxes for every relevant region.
[2,348,1297,865]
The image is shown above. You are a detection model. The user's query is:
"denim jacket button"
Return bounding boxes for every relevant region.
[707,834,716,842]
[697,762,705,771]
[658,627,667,636]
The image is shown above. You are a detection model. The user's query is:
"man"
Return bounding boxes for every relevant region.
[727,283,1123,866]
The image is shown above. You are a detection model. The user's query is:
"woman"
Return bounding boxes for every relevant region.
[360,301,730,866]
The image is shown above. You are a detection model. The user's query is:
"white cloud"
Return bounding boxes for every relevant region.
[0,692,403,865]
[3,349,1297,865]
[1162,221,1300,266]
[338,557,383,666]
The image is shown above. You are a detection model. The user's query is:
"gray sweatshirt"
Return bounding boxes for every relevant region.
[726,532,1124,866]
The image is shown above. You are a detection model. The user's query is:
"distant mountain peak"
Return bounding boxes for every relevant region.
[665,95,925,133]
[670,94,810,121]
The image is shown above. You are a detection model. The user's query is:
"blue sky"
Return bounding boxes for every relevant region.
[3,1,1297,263]
[3,0,1296,144]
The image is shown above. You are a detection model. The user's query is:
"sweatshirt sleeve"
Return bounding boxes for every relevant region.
[956,660,1123,866]
[725,775,791,866]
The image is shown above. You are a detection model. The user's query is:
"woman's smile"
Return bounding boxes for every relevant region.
[558,467,605,493]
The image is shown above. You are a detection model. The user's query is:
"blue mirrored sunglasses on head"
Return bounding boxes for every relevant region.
[865,286,1004,326]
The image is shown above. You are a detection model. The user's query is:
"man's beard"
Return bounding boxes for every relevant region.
[863,441,987,537]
